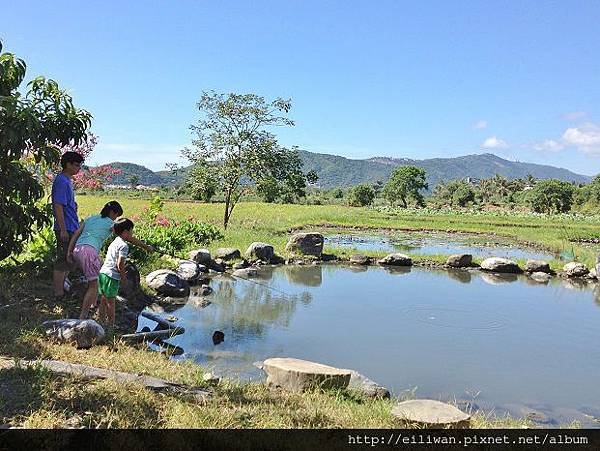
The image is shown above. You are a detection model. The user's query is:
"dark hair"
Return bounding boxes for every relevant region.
[113,217,134,235]
[60,151,84,169]
[100,200,123,218]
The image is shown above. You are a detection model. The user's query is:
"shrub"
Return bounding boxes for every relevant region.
[528,179,575,213]
[348,184,375,207]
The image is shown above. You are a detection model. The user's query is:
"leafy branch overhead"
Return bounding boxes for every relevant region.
[0,41,92,260]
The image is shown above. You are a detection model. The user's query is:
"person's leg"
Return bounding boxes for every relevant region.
[53,231,72,297]
[53,270,67,297]
[106,298,115,327]
[98,295,107,325]
[80,280,98,320]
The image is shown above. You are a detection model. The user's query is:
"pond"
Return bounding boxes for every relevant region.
[138,264,600,426]
[324,232,559,261]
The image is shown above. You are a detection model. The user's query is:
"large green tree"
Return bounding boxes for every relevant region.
[183,92,313,228]
[0,41,91,260]
[382,166,428,207]
[528,179,575,213]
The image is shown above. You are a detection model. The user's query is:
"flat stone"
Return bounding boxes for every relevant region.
[246,242,275,263]
[530,272,552,283]
[480,257,521,273]
[202,372,220,385]
[377,253,412,266]
[285,233,324,257]
[262,357,351,392]
[214,248,241,261]
[563,262,589,278]
[349,254,370,265]
[145,270,190,297]
[232,268,258,279]
[446,254,472,268]
[176,260,205,284]
[525,260,551,274]
[392,399,471,428]
[188,249,211,265]
[42,319,105,349]
[346,370,390,399]
[232,260,249,270]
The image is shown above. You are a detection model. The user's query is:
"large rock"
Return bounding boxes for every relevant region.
[349,254,371,265]
[480,257,521,273]
[43,319,105,349]
[232,268,259,279]
[346,370,390,399]
[176,260,207,284]
[119,263,141,297]
[446,254,472,268]
[188,249,211,265]
[525,260,551,274]
[245,242,275,263]
[377,253,412,266]
[285,233,324,257]
[530,272,552,283]
[214,248,241,261]
[563,262,589,278]
[145,269,190,297]
[262,357,351,392]
[392,399,471,428]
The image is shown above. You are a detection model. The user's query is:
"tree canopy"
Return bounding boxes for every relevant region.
[382,166,428,207]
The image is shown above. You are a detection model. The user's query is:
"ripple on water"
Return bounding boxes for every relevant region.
[400,306,510,331]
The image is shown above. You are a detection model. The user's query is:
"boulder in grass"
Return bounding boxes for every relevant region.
[145,270,190,297]
[285,233,324,257]
[43,319,105,349]
[262,357,351,392]
[480,257,521,274]
[524,260,551,274]
[563,262,589,278]
[392,399,471,428]
[446,254,472,268]
[245,242,275,263]
[176,260,206,284]
[188,249,211,265]
[377,253,412,266]
[214,248,241,261]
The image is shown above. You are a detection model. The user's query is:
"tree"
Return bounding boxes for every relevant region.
[348,184,375,207]
[182,161,219,202]
[72,165,121,191]
[183,92,312,228]
[382,166,428,207]
[331,188,344,199]
[528,179,575,213]
[0,41,92,260]
[128,174,140,189]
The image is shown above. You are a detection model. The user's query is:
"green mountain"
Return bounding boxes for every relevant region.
[103,151,592,189]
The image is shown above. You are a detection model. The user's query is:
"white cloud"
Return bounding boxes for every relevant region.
[481,136,508,149]
[562,111,587,121]
[531,139,564,152]
[562,123,600,155]
[473,120,488,130]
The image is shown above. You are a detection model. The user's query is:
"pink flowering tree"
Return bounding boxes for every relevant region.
[73,165,122,191]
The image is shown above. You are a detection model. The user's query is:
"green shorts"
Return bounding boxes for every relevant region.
[98,273,120,299]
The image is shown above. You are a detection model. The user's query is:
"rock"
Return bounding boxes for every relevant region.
[285,233,324,257]
[246,242,275,263]
[349,254,370,265]
[43,319,105,349]
[346,370,390,399]
[118,263,141,297]
[563,262,589,278]
[176,260,206,284]
[525,260,551,274]
[588,268,597,280]
[190,296,211,308]
[232,268,259,279]
[530,272,552,283]
[145,270,190,297]
[202,372,220,385]
[392,399,471,428]
[232,260,249,270]
[446,254,472,268]
[262,357,351,392]
[480,257,521,273]
[209,259,225,272]
[214,248,241,261]
[200,284,213,296]
[377,253,412,266]
[188,249,211,265]
[212,330,225,345]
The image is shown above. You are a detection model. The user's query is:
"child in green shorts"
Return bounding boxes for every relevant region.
[98,217,135,328]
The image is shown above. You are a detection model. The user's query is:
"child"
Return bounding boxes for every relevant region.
[68,203,152,320]
[97,218,135,328]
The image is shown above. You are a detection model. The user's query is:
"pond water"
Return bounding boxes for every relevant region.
[138,265,600,426]
[324,232,558,261]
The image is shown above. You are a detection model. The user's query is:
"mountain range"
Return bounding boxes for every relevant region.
[104,150,592,189]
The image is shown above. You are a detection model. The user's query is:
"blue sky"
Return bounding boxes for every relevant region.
[2,1,600,175]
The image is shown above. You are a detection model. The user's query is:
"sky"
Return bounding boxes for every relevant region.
[2,1,600,175]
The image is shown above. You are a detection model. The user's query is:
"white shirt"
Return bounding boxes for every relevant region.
[100,236,129,280]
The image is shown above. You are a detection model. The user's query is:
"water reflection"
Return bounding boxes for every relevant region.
[446,269,472,284]
[480,272,519,285]
[281,264,323,287]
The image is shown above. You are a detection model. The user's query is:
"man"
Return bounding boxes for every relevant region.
[52,151,84,299]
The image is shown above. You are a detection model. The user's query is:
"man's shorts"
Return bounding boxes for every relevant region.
[98,273,120,299]
[54,230,74,271]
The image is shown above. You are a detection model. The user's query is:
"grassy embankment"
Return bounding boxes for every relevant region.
[2,194,595,428]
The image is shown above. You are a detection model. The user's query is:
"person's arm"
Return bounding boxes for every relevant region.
[123,235,154,253]
[53,204,69,242]
[67,221,85,262]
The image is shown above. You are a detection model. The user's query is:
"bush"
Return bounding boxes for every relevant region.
[348,184,375,207]
[528,179,575,213]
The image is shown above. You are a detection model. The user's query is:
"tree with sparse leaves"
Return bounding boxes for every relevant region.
[382,166,428,207]
[184,92,313,227]
[0,41,92,260]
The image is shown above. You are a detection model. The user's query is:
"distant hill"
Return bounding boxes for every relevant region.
[102,151,592,190]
